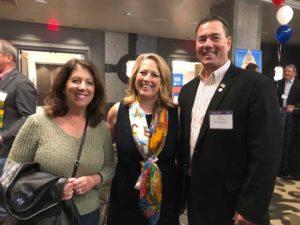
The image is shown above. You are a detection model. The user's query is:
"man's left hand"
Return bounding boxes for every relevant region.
[286,105,295,113]
[233,212,258,225]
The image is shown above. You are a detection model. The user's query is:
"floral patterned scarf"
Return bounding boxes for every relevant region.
[129,99,168,225]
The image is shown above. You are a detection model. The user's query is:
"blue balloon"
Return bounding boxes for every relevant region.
[276,25,293,44]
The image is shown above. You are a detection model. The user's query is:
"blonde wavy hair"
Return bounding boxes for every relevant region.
[123,53,174,108]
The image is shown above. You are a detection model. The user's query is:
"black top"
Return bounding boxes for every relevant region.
[145,114,153,127]
[107,103,180,225]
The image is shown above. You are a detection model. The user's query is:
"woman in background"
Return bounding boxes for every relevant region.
[107,53,180,225]
[6,58,115,225]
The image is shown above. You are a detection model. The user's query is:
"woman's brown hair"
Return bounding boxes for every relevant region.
[44,58,106,127]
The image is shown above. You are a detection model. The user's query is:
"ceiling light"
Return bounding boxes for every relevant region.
[125,12,132,16]
[35,0,47,4]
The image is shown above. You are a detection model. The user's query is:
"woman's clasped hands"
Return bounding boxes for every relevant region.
[62,175,101,200]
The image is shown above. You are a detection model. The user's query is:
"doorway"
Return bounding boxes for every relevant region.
[20,50,84,108]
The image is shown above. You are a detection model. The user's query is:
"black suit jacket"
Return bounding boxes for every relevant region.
[0,68,36,158]
[276,78,300,108]
[179,64,282,225]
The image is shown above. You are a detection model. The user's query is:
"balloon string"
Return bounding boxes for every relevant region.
[278,44,282,65]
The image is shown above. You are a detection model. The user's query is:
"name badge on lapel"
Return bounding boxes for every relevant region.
[0,91,8,102]
[209,110,233,130]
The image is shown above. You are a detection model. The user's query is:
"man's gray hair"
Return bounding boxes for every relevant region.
[0,39,18,63]
[285,64,297,72]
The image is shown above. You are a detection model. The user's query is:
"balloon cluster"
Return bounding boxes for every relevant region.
[272,0,294,44]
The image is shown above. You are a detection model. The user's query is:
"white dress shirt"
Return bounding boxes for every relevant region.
[190,60,231,161]
[282,78,294,108]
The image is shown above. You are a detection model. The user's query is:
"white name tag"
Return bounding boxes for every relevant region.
[209,111,233,130]
[281,94,288,99]
[0,91,7,102]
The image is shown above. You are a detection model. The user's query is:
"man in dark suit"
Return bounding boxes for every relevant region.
[287,107,300,180]
[178,15,281,225]
[0,39,36,224]
[276,65,300,180]
[276,64,300,110]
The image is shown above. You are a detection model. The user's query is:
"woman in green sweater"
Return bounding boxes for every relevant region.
[6,59,115,225]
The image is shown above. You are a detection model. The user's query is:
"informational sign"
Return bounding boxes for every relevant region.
[171,60,201,104]
[235,48,262,73]
[172,73,183,104]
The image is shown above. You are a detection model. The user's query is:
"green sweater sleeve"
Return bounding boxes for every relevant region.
[6,115,38,165]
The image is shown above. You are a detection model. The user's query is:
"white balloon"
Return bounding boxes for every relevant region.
[276,5,294,25]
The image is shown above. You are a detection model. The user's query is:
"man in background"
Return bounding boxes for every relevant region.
[276,64,300,111]
[0,39,36,225]
[276,65,300,180]
[179,15,281,225]
[245,62,259,72]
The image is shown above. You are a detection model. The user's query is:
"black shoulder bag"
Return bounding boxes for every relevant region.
[0,119,89,225]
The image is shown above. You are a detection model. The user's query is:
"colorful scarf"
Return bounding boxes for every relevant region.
[129,99,168,225]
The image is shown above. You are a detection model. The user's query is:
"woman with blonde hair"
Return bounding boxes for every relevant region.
[107,53,180,225]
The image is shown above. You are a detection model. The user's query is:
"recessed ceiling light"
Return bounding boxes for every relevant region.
[125,12,133,16]
[35,0,47,4]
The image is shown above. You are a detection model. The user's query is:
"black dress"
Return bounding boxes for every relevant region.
[107,103,180,225]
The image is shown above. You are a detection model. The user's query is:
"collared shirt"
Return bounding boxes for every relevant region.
[283,77,295,108]
[0,67,15,83]
[190,60,231,160]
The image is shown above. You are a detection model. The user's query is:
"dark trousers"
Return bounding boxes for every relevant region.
[0,157,8,219]
[80,208,100,225]
[279,111,296,176]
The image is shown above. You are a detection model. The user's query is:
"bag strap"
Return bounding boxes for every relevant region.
[62,199,84,225]
[72,119,88,177]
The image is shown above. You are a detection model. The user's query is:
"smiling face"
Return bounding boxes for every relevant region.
[195,20,231,75]
[134,58,161,102]
[64,65,95,111]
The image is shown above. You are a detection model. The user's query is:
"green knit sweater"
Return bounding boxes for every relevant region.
[7,112,115,215]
